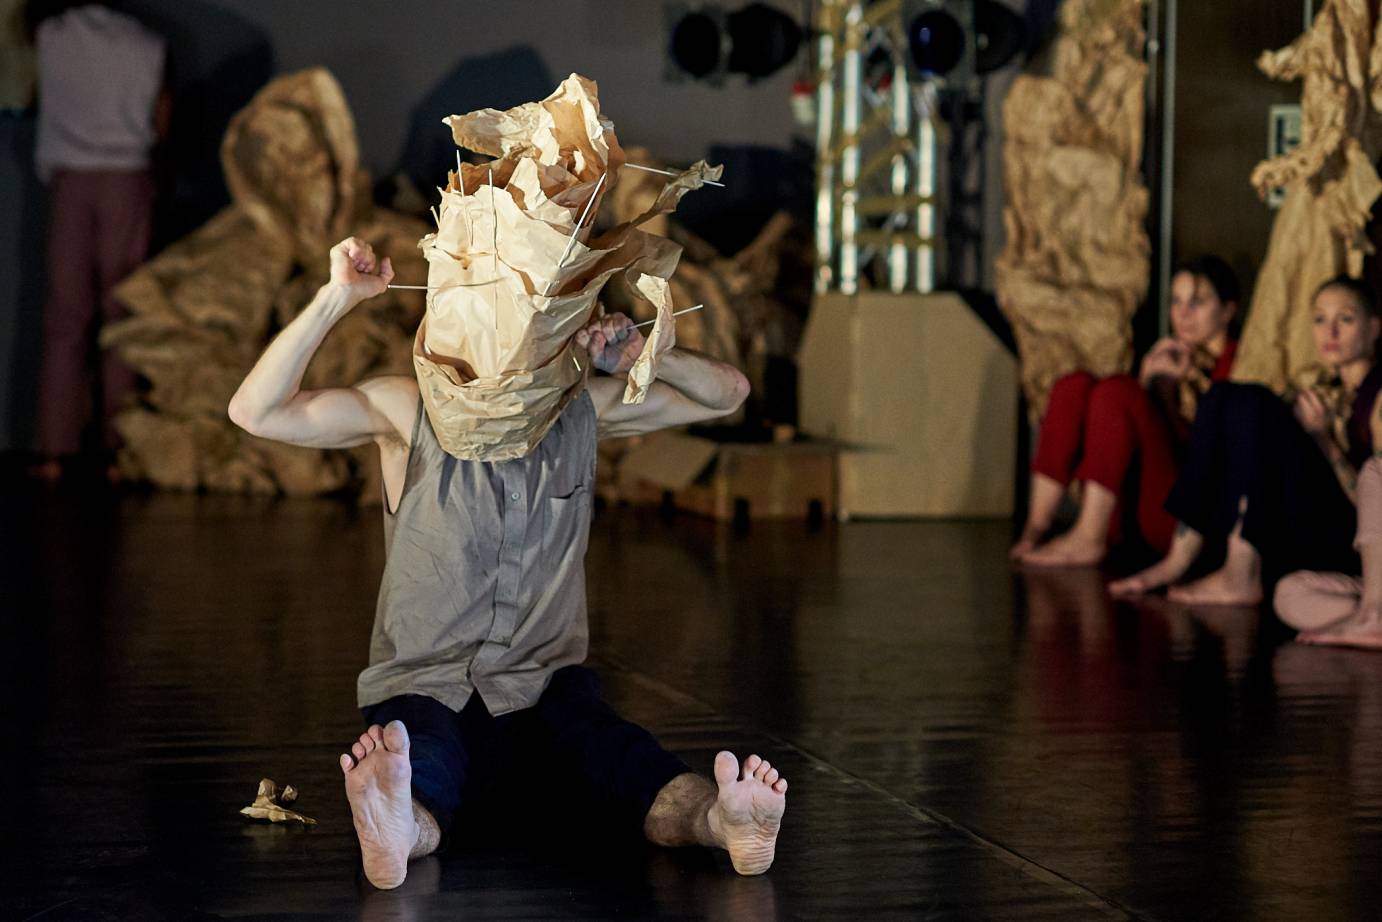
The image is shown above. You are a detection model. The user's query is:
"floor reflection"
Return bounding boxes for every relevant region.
[9,488,1382,919]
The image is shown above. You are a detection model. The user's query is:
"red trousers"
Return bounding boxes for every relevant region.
[1032,372,1180,552]
[35,169,155,457]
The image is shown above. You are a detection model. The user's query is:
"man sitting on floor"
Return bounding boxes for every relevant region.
[228,238,787,888]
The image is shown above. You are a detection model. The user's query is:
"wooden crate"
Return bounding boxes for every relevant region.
[617,432,837,522]
[677,441,836,522]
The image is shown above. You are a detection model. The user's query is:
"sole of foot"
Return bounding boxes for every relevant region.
[341,720,416,890]
[709,751,787,876]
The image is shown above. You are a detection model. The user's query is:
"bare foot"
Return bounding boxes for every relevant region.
[1019,530,1105,568]
[1167,567,1263,607]
[1297,629,1382,650]
[1009,525,1048,560]
[1297,601,1382,649]
[708,752,787,876]
[341,721,416,889]
[1109,559,1184,597]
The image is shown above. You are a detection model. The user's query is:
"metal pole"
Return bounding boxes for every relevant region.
[888,59,911,292]
[1156,0,1176,337]
[915,86,936,293]
[813,4,837,294]
[839,1,863,295]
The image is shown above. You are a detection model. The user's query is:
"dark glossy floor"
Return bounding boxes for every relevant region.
[4,479,1381,921]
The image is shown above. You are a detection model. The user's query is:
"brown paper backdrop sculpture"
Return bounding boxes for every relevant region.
[1230,0,1382,392]
[415,74,720,461]
[0,0,34,110]
[103,68,430,500]
[993,0,1150,417]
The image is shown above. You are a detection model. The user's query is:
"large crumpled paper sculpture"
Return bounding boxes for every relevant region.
[415,73,721,461]
[1230,0,1382,392]
[102,68,429,499]
[993,0,1150,417]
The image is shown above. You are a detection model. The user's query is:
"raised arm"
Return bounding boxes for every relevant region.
[228,238,413,449]
[581,313,749,439]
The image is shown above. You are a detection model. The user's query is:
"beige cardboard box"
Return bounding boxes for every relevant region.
[797,292,1018,519]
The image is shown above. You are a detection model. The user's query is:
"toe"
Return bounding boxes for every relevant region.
[353,741,367,762]
[359,732,376,753]
[367,725,384,745]
[382,719,411,755]
[713,751,739,787]
[754,760,772,781]
[764,768,779,785]
[773,778,788,794]
[340,753,354,773]
[742,754,762,779]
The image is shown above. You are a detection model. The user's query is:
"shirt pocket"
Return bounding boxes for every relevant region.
[541,483,592,559]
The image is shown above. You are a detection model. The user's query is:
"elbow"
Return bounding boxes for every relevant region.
[227,393,260,435]
[717,368,750,415]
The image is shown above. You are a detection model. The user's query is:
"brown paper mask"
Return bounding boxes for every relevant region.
[413,73,722,461]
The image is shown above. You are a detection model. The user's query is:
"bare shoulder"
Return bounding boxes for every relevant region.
[357,375,419,449]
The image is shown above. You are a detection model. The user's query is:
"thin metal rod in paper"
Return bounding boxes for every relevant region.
[387,280,503,290]
[555,172,607,271]
[633,304,704,329]
[625,163,725,187]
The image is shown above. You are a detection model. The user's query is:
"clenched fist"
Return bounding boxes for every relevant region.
[328,237,394,303]
[575,312,644,375]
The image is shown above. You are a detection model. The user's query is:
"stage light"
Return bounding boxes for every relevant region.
[901,0,1027,84]
[669,7,728,81]
[906,8,968,77]
[666,2,803,85]
[973,0,1025,75]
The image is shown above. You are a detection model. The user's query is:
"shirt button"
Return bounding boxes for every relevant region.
[511,491,520,501]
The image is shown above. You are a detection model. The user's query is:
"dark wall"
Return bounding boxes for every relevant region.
[1170,0,1306,306]
[202,0,802,175]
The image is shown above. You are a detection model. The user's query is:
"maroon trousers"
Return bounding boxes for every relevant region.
[1032,372,1181,553]
[35,169,155,457]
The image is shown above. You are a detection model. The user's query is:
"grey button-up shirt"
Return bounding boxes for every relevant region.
[357,392,595,715]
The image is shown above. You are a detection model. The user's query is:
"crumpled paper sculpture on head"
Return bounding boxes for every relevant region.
[414,73,722,461]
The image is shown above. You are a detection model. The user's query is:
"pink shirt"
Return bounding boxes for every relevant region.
[34,6,165,182]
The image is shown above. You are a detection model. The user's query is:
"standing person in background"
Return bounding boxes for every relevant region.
[26,0,168,482]
[1013,256,1241,567]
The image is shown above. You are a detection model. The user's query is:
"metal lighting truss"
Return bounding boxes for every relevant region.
[813,0,938,295]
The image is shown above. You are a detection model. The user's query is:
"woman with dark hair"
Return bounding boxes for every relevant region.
[1014,256,1241,567]
[1112,276,1382,604]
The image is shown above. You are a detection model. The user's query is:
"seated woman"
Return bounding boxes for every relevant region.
[1111,276,1382,605]
[1013,256,1240,567]
[1274,453,1382,649]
